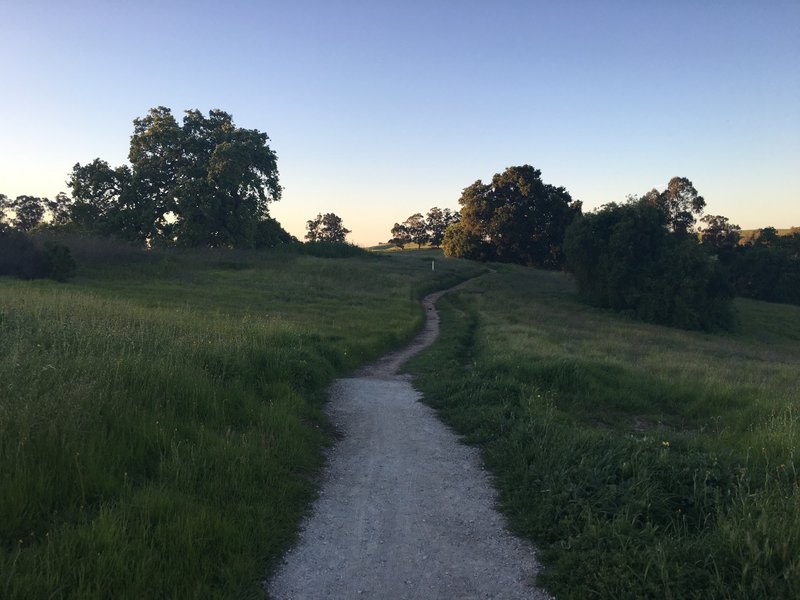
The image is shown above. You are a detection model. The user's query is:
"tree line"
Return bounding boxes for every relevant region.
[1,106,362,280]
[388,207,460,249]
[432,164,798,330]
[2,107,293,247]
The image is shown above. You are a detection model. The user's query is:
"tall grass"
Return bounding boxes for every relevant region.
[0,245,483,599]
[407,263,800,599]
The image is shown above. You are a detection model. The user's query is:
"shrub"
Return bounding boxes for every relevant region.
[564,201,735,330]
[0,229,76,281]
[42,241,77,281]
[732,235,800,306]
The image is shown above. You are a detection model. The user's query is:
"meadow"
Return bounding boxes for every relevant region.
[0,243,483,599]
[407,264,800,599]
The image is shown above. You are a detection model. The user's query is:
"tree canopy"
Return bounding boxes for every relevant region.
[305,213,350,243]
[564,191,735,330]
[388,207,460,249]
[443,165,581,268]
[731,229,800,305]
[69,107,284,247]
[388,222,412,249]
[426,207,460,247]
[642,176,706,236]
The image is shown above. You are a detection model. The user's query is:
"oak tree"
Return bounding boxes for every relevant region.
[425,207,460,247]
[305,213,350,243]
[388,222,412,249]
[446,165,581,268]
[69,107,282,247]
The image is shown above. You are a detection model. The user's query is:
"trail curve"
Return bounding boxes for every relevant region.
[267,276,551,599]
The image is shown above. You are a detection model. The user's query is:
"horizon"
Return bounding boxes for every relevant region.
[2,1,798,246]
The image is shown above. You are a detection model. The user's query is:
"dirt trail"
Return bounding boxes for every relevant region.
[267,278,551,599]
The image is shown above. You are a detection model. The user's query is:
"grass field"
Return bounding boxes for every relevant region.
[0,243,483,599]
[407,263,800,599]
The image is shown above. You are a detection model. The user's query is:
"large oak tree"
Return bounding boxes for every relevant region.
[69,107,283,247]
[444,165,581,268]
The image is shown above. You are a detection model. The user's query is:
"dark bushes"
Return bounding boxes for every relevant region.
[0,228,76,281]
[731,233,800,306]
[564,201,735,330]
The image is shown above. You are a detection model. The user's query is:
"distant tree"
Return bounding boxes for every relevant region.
[388,222,412,249]
[404,213,428,248]
[69,106,282,247]
[305,212,350,243]
[753,226,780,247]
[45,192,74,227]
[699,214,741,263]
[446,165,581,268]
[643,176,706,236]
[10,195,46,232]
[426,207,460,247]
[0,194,9,229]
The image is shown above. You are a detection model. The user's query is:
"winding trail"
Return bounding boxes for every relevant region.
[267,278,551,599]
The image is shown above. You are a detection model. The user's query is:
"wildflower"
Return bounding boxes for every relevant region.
[661,441,670,447]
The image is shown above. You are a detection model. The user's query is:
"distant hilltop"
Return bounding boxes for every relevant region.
[740,226,800,244]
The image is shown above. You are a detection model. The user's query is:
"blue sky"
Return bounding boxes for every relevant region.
[2,0,798,245]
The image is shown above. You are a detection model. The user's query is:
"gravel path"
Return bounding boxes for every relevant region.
[267,280,551,599]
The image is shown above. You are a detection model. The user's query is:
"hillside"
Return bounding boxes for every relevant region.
[408,264,800,598]
[0,244,483,599]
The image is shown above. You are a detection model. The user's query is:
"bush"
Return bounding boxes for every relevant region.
[0,228,76,281]
[254,217,296,248]
[297,241,369,258]
[732,235,800,306]
[564,201,735,330]
[42,241,77,281]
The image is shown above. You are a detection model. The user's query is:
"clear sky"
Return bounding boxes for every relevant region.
[2,0,798,245]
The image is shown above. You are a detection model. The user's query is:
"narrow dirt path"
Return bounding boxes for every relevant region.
[267,278,551,599]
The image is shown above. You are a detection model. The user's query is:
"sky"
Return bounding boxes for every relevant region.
[1,0,798,246]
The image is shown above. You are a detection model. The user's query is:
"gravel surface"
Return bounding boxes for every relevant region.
[267,282,551,599]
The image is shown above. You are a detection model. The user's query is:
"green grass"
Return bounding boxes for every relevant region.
[406,263,800,599]
[0,244,483,599]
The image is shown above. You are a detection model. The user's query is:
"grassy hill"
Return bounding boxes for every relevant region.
[408,264,800,599]
[0,243,483,599]
[4,242,799,599]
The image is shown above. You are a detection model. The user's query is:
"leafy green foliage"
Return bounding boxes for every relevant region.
[642,176,706,236]
[441,220,488,260]
[0,229,76,281]
[0,193,8,226]
[304,212,351,243]
[403,212,428,248]
[425,206,459,247]
[6,195,46,231]
[564,199,735,330]
[732,231,800,305]
[444,165,581,268]
[388,222,412,249]
[389,207,460,249]
[407,266,800,599]
[69,107,283,247]
[699,213,741,264]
